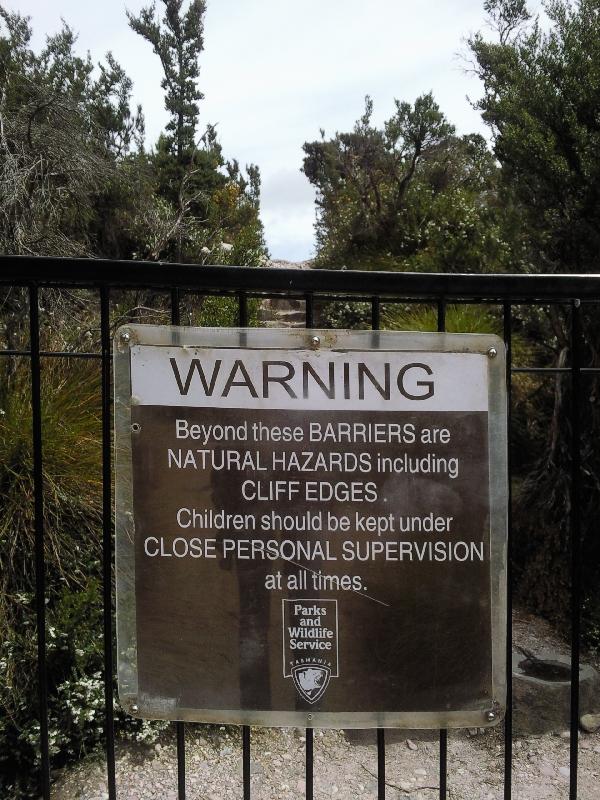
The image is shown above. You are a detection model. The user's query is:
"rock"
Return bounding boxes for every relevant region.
[414,768,427,777]
[580,713,600,733]
[400,782,412,792]
[559,730,570,739]
[512,649,600,735]
[539,761,555,777]
[559,766,570,779]
[406,738,417,750]
[468,728,478,736]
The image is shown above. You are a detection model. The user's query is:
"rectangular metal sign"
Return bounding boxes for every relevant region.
[114,326,507,728]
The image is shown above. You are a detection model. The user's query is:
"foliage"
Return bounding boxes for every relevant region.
[0,355,102,797]
[0,9,142,256]
[302,94,512,272]
[0,352,173,799]
[0,2,267,266]
[469,0,600,274]
[0,4,264,797]
[382,303,501,335]
[127,0,206,161]
[469,0,600,633]
[127,1,267,266]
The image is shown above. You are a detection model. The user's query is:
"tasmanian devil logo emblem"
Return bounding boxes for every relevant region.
[291,663,331,704]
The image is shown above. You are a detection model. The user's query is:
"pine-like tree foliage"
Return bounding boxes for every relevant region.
[127,0,206,161]
[470,0,600,640]
[302,94,511,272]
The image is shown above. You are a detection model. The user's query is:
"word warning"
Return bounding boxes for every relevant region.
[114,327,507,728]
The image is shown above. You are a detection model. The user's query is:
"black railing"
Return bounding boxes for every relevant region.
[0,255,596,800]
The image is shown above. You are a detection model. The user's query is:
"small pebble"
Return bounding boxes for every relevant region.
[406,738,417,750]
[559,766,570,779]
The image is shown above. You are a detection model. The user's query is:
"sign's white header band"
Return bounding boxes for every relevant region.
[130,346,489,412]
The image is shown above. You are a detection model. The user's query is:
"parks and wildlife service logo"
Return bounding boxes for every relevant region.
[291,663,332,704]
[282,599,338,704]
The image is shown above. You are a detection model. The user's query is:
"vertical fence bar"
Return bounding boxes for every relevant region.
[170,287,187,800]
[371,296,386,799]
[377,728,386,799]
[100,287,117,800]
[304,294,314,799]
[242,725,251,800]
[29,284,51,800]
[569,299,582,800]
[171,288,181,327]
[436,299,447,800]
[305,728,314,800]
[176,723,186,800]
[239,290,249,328]
[371,296,380,331]
[503,301,513,800]
[238,287,251,797]
[305,292,314,329]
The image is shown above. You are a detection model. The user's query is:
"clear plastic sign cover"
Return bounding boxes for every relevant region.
[114,327,507,729]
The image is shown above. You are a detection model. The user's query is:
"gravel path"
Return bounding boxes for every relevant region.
[52,610,600,799]
[53,723,600,800]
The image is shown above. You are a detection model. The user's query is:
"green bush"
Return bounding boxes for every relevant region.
[0,354,172,799]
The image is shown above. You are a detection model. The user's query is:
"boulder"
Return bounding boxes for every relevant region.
[580,713,600,733]
[512,650,600,735]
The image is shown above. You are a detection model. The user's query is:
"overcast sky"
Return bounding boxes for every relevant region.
[3,0,542,261]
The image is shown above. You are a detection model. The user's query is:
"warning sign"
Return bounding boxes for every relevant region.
[114,327,507,728]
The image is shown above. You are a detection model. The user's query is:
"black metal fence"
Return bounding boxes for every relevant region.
[1,255,599,800]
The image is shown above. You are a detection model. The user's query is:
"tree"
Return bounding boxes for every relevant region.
[128,0,267,266]
[469,0,600,636]
[302,94,511,272]
[469,0,600,274]
[0,7,143,257]
[127,0,205,162]
[483,0,531,44]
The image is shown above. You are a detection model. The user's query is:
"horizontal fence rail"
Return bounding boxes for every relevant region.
[0,255,597,800]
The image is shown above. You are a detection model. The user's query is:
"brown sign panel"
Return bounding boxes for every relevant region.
[115,327,507,729]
